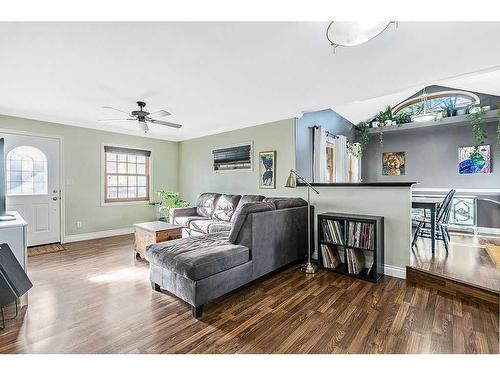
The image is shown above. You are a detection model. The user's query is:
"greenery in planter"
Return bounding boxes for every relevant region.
[440,96,458,117]
[497,103,500,147]
[156,191,189,222]
[467,105,488,146]
[347,122,369,158]
[394,112,412,125]
[377,106,393,124]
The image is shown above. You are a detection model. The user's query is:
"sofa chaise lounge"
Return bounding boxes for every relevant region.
[146,192,307,318]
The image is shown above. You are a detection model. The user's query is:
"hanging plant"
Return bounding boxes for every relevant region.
[497,102,500,147]
[347,122,370,158]
[467,105,488,146]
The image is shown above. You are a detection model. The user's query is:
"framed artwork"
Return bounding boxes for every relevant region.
[458,145,491,174]
[382,152,405,176]
[259,151,276,189]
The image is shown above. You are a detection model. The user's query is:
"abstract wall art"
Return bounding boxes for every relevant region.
[458,145,491,174]
[259,151,276,189]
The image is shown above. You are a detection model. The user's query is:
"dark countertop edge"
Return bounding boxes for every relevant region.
[297,182,417,187]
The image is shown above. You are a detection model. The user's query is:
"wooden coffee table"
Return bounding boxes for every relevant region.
[134,221,182,259]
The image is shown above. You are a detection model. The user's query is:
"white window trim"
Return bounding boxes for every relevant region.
[100,143,153,207]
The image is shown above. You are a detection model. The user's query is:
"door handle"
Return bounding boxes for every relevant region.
[52,197,58,201]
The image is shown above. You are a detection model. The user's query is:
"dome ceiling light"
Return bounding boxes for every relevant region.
[326,21,397,53]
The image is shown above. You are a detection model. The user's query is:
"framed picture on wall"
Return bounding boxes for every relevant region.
[382,152,405,176]
[458,145,491,174]
[258,151,276,189]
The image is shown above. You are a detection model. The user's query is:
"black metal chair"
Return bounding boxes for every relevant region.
[412,189,456,253]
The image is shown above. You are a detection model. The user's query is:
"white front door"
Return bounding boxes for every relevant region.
[2,132,61,246]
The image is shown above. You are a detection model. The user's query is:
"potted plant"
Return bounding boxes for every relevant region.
[394,112,412,126]
[156,191,190,222]
[347,122,370,158]
[441,96,458,117]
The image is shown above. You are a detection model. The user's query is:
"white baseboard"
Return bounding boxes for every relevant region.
[476,227,500,236]
[384,264,406,279]
[63,227,134,243]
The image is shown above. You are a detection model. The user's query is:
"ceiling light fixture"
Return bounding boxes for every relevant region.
[326,21,397,54]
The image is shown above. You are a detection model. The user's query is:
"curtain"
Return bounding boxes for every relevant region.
[348,143,362,182]
[331,135,348,183]
[313,126,327,182]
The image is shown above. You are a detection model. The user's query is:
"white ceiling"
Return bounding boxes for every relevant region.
[1,22,500,141]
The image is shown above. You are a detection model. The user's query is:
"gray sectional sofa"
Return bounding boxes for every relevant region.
[146,192,307,318]
[169,193,266,236]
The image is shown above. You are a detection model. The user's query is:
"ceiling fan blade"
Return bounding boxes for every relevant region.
[149,109,171,117]
[147,118,182,128]
[103,106,132,116]
[98,118,135,122]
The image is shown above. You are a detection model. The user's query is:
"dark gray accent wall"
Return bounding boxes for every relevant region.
[362,122,500,189]
[295,109,355,181]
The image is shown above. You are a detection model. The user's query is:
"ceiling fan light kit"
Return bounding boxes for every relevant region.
[326,21,397,53]
[100,101,182,133]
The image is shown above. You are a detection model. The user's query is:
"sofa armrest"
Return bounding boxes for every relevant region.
[170,206,198,221]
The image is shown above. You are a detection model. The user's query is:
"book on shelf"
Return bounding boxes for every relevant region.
[321,219,344,245]
[345,247,367,275]
[347,222,374,250]
[320,243,342,269]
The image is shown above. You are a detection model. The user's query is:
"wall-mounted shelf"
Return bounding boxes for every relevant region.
[367,110,498,134]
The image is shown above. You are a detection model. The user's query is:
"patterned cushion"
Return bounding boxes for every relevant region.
[208,221,232,234]
[196,193,221,217]
[173,215,210,228]
[189,219,232,234]
[213,194,241,221]
[145,232,249,281]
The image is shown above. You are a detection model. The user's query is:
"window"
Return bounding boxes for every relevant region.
[213,144,251,171]
[6,146,48,196]
[392,90,480,117]
[104,146,150,203]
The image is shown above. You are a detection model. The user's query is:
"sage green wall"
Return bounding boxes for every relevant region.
[179,118,297,204]
[179,117,411,271]
[0,115,179,237]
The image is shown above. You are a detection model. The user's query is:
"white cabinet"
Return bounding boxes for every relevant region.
[0,211,28,306]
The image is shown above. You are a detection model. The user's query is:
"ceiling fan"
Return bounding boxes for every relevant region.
[99,101,182,133]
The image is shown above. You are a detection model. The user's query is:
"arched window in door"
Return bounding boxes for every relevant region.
[6,146,48,195]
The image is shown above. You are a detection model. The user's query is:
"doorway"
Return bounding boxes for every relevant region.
[1,131,62,246]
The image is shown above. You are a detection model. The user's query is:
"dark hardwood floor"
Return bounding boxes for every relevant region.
[0,234,498,354]
[411,232,500,293]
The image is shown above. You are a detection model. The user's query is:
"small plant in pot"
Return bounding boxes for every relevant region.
[156,191,190,222]
[394,112,412,126]
[377,106,394,127]
[441,96,458,117]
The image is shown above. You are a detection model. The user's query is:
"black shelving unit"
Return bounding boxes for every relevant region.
[318,212,384,283]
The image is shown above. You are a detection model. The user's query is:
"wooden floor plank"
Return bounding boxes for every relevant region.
[0,234,497,354]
